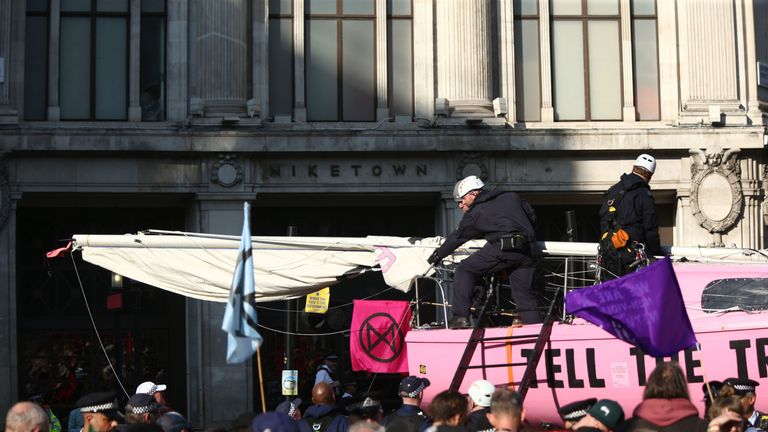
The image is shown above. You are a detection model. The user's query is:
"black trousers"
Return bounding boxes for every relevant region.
[452,243,543,324]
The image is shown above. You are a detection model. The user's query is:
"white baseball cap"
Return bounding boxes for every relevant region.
[467,379,495,407]
[634,154,656,174]
[136,381,167,395]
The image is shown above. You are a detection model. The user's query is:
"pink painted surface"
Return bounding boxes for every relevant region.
[406,262,768,429]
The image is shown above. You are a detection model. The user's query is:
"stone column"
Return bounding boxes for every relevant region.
[0,166,19,411]
[435,0,494,117]
[194,0,249,117]
[128,0,142,121]
[186,197,254,427]
[538,0,554,122]
[619,0,635,121]
[0,0,18,123]
[167,0,188,121]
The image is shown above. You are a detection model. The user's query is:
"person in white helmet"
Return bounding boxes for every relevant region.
[427,175,541,328]
[598,154,661,280]
[467,380,496,432]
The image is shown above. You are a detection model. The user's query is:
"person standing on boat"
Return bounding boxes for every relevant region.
[598,154,661,280]
[427,176,541,328]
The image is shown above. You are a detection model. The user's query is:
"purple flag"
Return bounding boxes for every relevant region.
[565,257,697,357]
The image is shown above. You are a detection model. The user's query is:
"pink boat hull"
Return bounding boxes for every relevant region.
[406,262,768,428]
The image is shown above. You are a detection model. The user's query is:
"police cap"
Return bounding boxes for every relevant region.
[724,377,760,396]
[558,398,597,422]
[77,392,121,419]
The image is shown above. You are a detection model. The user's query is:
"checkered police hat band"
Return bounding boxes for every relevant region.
[563,409,588,420]
[288,403,296,418]
[80,402,118,413]
[128,402,160,415]
[733,384,755,392]
[402,382,426,398]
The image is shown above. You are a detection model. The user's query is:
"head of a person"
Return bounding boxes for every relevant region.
[708,395,745,432]
[125,393,161,425]
[486,389,523,431]
[348,423,385,432]
[453,176,485,211]
[583,399,624,431]
[136,381,168,405]
[123,423,164,432]
[5,402,50,432]
[324,355,339,371]
[398,376,430,405]
[76,392,121,432]
[643,361,690,400]
[428,390,468,426]
[723,378,759,416]
[230,412,257,432]
[311,382,335,405]
[156,412,191,432]
[347,397,383,425]
[558,398,597,430]
[275,398,302,421]
[632,154,656,183]
[703,381,724,418]
[251,412,299,432]
[467,380,495,410]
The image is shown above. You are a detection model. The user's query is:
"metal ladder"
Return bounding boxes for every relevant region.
[448,280,561,401]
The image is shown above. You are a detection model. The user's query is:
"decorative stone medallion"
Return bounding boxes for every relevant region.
[689,147,743,235]
[456,153,489,181]
[210,155,243,187]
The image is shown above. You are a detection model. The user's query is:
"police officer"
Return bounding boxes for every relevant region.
[428,176,541,328]
[598,154,661,280]
[75,392,121,432]
[557,398,597,430]
[724,378,768,430]
[382,376,430,432]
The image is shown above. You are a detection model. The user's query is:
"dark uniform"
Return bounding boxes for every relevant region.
[599,173,660,279]
[557,398,597,427]
[432,189,541,324]
[724,378,767,431]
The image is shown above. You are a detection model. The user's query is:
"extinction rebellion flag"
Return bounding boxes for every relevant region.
[350,300,411,373]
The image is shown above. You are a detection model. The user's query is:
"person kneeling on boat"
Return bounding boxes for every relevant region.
[427,176,542,329]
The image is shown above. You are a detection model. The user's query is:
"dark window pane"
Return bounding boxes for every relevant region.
[306,19,338,120]
[514,19,540,121]
[342,20,374,121]
[513,0,537,16]
[140,16,166,120]
[60,17,91,119]
[97,0,128,12]
[141,0,166,13]
[269,17,294,116]
[269,0,292,15]
[388,19,413,117]
[587,0,618,15]
[61,0,91,12]
[26,0,49,13]
[343,0,373,15]
[24,16,48,120]
[95,17,127,119]
[306,0,336,14]
[552,20,585,120]
[633,19,659,120]
[587,20,621,119]
[387,0,411,16]
[631,0,655,15]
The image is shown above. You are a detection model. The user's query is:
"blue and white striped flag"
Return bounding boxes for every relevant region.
[221,202,263,364]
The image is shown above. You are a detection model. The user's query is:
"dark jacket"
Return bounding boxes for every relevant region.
[466,408,493,432]
[617,398,708,432]
[299,404,348,432]
[382,404,430,432]
[599,173,661,256]
[435,189,536,260]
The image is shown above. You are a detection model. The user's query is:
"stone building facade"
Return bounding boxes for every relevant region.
[0,0,767,426]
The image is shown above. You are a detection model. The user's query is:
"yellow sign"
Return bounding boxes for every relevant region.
[305,287,330,314]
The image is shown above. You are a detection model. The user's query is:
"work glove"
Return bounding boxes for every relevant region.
[427,250,441,265]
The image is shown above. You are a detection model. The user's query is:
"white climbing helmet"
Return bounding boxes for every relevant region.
[453,176,485,201]
[467,379,495,407]
[634,154,656,174]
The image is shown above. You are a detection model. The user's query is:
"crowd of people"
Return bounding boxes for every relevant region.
[5,362,766,432]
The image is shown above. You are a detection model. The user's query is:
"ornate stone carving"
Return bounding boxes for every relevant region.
[210,155,243,187]
[688,147,743,244]
[455,153,488,182]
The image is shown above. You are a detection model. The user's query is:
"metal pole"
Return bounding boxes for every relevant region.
[285,226,297,398]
